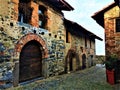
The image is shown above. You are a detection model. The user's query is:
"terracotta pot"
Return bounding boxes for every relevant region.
[106,69,115,85]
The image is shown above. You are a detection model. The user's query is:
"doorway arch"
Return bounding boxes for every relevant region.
[65,49,80,73]
[15,33,48,58]
[13,33,48,86]
[19,40,42,82]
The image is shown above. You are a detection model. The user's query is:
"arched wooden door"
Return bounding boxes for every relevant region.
[19,40,42,82]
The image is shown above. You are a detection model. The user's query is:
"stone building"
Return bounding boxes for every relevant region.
[64,19,102,72]
[92,2,120,83]
[92,2,119,58]
[0,0,102,88]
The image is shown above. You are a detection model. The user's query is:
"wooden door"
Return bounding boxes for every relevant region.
[19,40,42,82]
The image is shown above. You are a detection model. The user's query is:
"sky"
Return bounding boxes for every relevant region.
[63,0,114,55]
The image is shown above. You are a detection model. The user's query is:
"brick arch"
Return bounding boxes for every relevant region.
[15,33,48,59]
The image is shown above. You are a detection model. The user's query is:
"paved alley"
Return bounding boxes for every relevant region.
[6,65,117,90]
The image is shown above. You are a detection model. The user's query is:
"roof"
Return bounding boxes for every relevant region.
[64,19,103,41]
[92,2,116,28]
[44,0,74,11]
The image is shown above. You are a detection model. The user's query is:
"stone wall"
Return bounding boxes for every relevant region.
[0,19,65,88]
[95,55,105,64]
[0,0,9,17]
[104,6,120,58]
[0,0,66,88]
[70,35,96,68]
[0,0,96,88]
[65,32,96,72]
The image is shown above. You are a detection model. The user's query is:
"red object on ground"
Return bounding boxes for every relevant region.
[106,69,115,85]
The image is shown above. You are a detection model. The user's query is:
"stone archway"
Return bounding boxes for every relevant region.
[15,33,48,59]
[65,49,80,73]
[13,33,48,86]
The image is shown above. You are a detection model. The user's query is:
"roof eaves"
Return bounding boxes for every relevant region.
[82,27,103,41]
[46,0,74,11]
[64,19,103,41]
[60,0,74,11]
[92,2,116,28]
[92,2,115,17]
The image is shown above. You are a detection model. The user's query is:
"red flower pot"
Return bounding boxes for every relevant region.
[106,69,115,85]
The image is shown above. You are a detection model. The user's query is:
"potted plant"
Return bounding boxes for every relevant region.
[104,54,118,85]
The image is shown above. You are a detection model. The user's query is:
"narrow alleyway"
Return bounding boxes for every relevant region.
[7,65,116,90]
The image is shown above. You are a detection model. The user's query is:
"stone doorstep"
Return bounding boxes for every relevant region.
[19,77,45,86]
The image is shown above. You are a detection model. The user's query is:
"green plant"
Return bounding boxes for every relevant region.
[104,54,118,71]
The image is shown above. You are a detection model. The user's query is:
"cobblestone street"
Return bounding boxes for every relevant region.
[6,65,118,90]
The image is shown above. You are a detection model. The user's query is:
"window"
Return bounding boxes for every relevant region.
[66,31,71,43]
[116,18,120,32]
[39,5,47,28]
[18,0,33,24]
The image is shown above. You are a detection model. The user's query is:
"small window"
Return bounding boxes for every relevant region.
[18,11,30,23]
[18,1,33,24]
[66,31,71,43]
[116,18,120,32]
[39,5,47,28]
